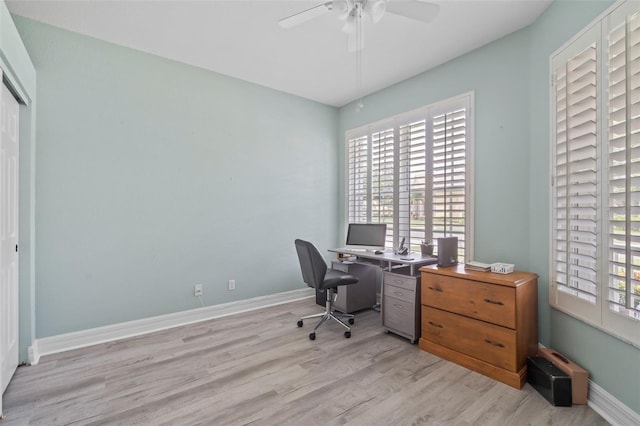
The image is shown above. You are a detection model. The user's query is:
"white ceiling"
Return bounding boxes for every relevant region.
[6,0,552,107]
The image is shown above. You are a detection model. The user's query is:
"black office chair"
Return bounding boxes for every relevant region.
[294,239,359,340]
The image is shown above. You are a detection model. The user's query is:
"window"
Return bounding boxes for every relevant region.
[551,0,640,346]
[346,93,474,262]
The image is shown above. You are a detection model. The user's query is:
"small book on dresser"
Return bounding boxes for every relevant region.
[464,261,492,272]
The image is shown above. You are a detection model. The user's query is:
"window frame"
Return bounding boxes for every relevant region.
[549,0,640,348]
[344,92,475,262]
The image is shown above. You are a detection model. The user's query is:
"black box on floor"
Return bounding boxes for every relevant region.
[527,356,572,406]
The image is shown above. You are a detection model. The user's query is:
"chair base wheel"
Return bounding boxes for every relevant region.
[297,320,303,327]
[344,331,351,338]
[309,332,316,340]
[348,318,355,325]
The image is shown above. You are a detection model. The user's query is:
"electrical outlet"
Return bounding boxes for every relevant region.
[194,284,203,297]
[228,279,236,291]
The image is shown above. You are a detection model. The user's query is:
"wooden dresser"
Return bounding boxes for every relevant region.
[419,264,538,388]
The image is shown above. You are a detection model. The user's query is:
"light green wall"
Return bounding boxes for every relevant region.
[14,16,338,338]
[338,0,638,415]
[1,0,37,363]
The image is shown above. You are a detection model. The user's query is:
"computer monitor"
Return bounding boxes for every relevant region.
[345,223,387,249]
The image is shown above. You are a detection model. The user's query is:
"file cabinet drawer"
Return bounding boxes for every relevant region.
[384,283,414,303]
[383,295,415,336]
[421,306,517,371]
[422,274,516,329]
[383,272,417,291]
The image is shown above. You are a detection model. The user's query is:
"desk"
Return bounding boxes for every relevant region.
[328,248,437,342]
[328,248,437,275]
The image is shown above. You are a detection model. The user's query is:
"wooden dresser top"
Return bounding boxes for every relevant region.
[419,264,538,288]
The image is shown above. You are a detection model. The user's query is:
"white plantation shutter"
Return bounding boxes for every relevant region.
[398,120,427,250]
[551,0,640,346]
[432,108,468,262]
[606,8,640,328]
[348,135,369,224]
[346,93,473,260]
[372,129,395,246]
[552,41,599,309]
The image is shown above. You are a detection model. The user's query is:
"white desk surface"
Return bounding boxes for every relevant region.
[329,248,437,267]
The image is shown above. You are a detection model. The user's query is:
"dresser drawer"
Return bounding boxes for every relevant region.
[421,306,518,371]
[383,295,415,335]
[421,274,516,329]
[384,272,417,291]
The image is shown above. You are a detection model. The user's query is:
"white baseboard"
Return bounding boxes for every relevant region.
[29,288,314,363]
[588,380,640,426]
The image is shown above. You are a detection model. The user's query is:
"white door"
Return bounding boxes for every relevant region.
[0,77,19,401]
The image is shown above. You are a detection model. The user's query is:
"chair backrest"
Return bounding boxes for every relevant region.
[294,239,328,290]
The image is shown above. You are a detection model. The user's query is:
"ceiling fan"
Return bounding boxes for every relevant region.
[278,0,439,110]
[278,0,440,33]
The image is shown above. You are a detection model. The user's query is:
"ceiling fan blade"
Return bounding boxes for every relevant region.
[386,0,440,24]
[278,2,333,29]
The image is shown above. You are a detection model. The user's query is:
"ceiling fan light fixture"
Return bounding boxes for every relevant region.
[277,0,441,107]
[332,0,354,21]
[366,0,387,24]
[342,15,357,34]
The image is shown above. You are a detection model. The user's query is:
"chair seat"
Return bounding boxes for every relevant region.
[321,269,358,290]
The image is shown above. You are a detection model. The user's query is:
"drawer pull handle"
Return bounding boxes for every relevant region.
[484,298,504,306]
[484,339,505,348]
[394,304,404,309]
[428,321,443,328]
[427,286,443,292]
[394,291,404,296]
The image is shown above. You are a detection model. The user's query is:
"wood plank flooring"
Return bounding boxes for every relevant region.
[2,298,608,425]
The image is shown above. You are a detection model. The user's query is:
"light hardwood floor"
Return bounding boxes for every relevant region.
[2,298,608,425]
